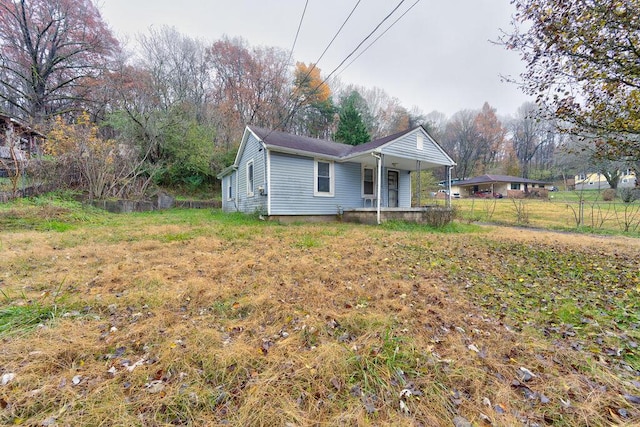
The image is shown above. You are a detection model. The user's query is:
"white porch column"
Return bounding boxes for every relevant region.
[372,152,383,225]
[447,166,452,208]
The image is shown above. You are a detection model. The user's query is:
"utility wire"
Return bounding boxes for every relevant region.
[282,0,406,131]
[306,0,362,75]
[286,0,309,65]
[274,0,363,133]
[334,0,422,79]
[266,0,412,140]
[320,0,407,85]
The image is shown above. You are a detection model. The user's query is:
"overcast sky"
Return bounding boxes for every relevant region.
[100,0,531,118]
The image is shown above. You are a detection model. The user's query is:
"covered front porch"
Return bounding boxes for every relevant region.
[350,148,456,224]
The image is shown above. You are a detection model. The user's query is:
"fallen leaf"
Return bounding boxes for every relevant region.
[623,394,640,405]
[479,412,492,424]
[145,380,165,394]
[1,373,15,386]
[41,416,57,426]
[350,384,362,397]
[519,366,536,382]
[453,415,472,427]
[124,358,145,372]
[363,394,376,414]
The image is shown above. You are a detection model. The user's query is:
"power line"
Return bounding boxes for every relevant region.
[334,0,422,79]
[277,1,364,131]
[286,0,309,65]
[320,0,407,85]
[309,0,362,70]
[267,0,413,139]
[283,0,407,130]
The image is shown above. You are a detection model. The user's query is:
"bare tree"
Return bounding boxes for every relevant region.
[474,102,506,174]
[508,103,546,182]
[443,109,480,180]
[0,0,119,122]
[137,26,211,119]
[207,37,291,147]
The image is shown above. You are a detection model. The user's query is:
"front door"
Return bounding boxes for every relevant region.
[388,170,399,207]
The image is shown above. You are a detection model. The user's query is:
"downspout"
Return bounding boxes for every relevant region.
[372,152,382,225]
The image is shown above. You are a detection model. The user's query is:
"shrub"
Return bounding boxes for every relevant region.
[602,188,617,201]
[619,188,640,203]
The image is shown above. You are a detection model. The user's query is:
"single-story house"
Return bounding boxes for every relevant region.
[0,113,45,158]
[217,125,456,224]
[452,174,551,198]
[574,171,637,191]
[1,113,46,177]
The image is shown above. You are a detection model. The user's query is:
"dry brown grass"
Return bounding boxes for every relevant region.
[454,197,640,235]
[0,208,639,426]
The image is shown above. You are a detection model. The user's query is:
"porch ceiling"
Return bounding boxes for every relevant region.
[348,153,445,171]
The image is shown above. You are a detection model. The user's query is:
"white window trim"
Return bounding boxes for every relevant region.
[362,165,376,197]
[416,133,424,151]
[227,176,233,201]
[246,159,254,197]
[314,159,334,197]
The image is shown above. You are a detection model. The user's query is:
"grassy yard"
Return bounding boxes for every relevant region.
[450,191,640,236]
[0,194,639,426]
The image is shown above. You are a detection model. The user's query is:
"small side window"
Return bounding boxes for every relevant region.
[247,160,254,197]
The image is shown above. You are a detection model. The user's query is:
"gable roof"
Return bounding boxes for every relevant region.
[248,125,454,164]
[456,174,548,186]
[217,125,455,179]
[249,126,352,158]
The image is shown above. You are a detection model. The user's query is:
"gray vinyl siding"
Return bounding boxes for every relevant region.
[221,174,235,212]
[381,129,453,166]
[398,169,411,207]
[269,152,363,215]
[237,133,267,214]
[379,167,411,208]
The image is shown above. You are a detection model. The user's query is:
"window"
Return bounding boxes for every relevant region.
[227,176,233,200]
[510,183,521,190]
[416,134,424,150]
[314,159,334,196]
[363,167,375,196]
[246,160,254,196]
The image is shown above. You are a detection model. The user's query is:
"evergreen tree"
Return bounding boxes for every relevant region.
[335,95,370,145]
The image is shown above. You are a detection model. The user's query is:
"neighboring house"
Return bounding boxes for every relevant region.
[217,125,456,223]
[0,113,45,176]
[574,171,637,191]
[452,174,551,198]
[0,113,45,178]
